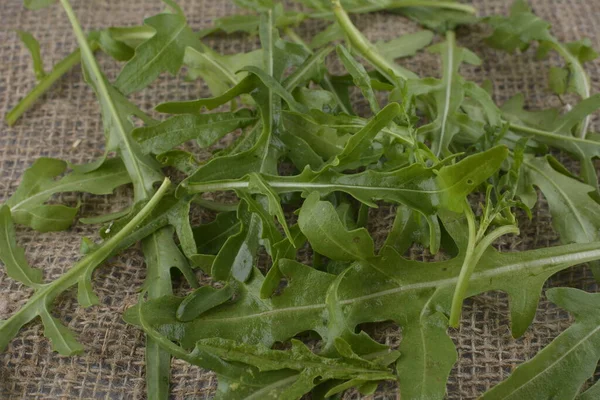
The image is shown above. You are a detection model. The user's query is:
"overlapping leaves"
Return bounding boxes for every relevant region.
[2,0,600,399]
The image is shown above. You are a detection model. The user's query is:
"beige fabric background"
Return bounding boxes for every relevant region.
[1,0,599,398]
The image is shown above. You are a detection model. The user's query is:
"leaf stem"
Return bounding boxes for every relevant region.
[310,1,477,19]
[331,0,416,82]
[508,122,599,146]
[5,44,98,126]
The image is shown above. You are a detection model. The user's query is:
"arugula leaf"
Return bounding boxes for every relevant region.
[504,94,600,188]
[0,178,171,355]
[115,10,201,94]
[375,30,434,60]
[23,0,54,10]
[183,45,263,97]
[410,31,483,156]
[336,45,380,113]
[5,158,131,232]
[486,0,597,138]
[181,146,508,214]
[137,217,600,398]
[17,30,46,80]
[519,155,600,246]
[132,109,257,154]
[0,205,43,287]
[482,288,600,400]
[485,0,552,52]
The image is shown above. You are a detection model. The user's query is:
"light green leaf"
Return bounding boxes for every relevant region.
[182,146,508,216]
[299,192,375,261]
[16,30,46,80]
[40,308,84,355]
[176,284,235,322]
[0,205,43,287]
[484,0,552,52]
[6,158,131,232]
[115,12,201,94]
[133,109,257,154]
[336,44,380,113]
[375,30,434,60]
[520,155,600,245]
[482,288,600,400]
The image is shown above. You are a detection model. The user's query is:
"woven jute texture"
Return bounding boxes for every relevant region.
[1,0,599,399]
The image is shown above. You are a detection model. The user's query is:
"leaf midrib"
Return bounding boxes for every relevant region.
[10,170,126,212]
[199,246,600,323]
[497,324,600,400]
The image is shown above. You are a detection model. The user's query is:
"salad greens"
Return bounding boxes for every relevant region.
[1,0,599,398]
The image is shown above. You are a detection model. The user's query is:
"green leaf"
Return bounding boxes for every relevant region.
[40,308,84,355]
[184,45,263,97]
[247,173,293,242]
[331,102,401,169]
[482,288,600,400]
[375,30,434,60]
[331,0,417,83]
[181,146,508,215]
[115,12,201,94]
[5,158,131,232]
[502,94,600,187]
[59,1,162,203]
[92,30,135,61]
[548,66,568,95]
[336,45,380,113]
[0,205,43,287]
[397,6,477,32]
[211,202,262,282]
[133,109,257,154]
[16,30,46,80]
[0,179,171,356]
[193,212,240,255]
[23,0,55,10]
[519,156,600,245]
[176,284,235,322]
[484,0,552,52]
[138,219,600,398]
[412,31,483,156]
[260,224,306,298]
[196,337,395,381]
[299,192,374,261]
[578,381,600,400]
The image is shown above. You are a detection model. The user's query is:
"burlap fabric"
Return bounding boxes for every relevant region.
[1,0,599,398]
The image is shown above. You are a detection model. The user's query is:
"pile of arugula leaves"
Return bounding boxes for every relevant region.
[2,0,600,398]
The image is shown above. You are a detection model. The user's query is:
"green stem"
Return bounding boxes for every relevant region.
[448,204,477,327]
[449,206,519,327]
[5,44,98,126]
[58,1,173,398]
[310,1,476,19]
[284,27,353,115]
[331,0,417,82]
